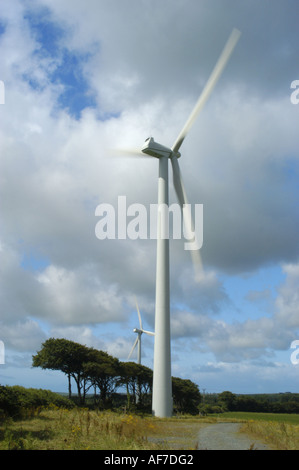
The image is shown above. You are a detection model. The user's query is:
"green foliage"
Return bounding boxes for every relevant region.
[84,350,121,407]
[218,391,237,411]
[0,385,74,419]
[198,404,224,415]
[204,391,299,414]
[234,396,299,413]
[33,338,92,403]
[119,362,153,410]
[172,377,201,415]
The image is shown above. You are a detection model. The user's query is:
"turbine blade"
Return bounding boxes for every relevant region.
[171,154,204,281]
[171,154,189,209]
[135,296,143,330]
[128,337,138,360]
[109,148,145,158]
[142,329,155,336]
[172,28,241,153]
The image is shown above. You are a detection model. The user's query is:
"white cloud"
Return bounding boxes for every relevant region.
[35,264,125,325]
[1,319,46,352]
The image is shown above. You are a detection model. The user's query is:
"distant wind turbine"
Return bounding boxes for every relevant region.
[128,298,154,365]
[116,28,241,417]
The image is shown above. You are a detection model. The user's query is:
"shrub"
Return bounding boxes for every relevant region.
[0,385,74,419]
[198,404,224,415]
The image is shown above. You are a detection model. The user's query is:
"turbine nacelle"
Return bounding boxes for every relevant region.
[133,328,142,334]
[142,137,181,159]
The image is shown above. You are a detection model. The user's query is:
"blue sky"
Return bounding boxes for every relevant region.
[0,0,299,396]
[23,7,97,119]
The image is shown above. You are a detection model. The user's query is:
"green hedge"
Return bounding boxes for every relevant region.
[0,385,74,418]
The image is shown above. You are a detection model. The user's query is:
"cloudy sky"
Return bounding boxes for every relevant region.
[1,0,299,395]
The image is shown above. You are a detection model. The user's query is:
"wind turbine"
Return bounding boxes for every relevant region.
[118,29,241,417]
[128,297,155,364]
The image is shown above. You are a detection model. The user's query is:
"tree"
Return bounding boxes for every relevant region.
[218,391,237,411]
[120,362,153,409]
[83,350,121,408]
[32,338,91,403]
[172,377,201,414]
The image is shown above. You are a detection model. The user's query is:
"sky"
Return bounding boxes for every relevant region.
[0,0,299,396]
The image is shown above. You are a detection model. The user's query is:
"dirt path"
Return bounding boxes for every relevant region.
[196,422,270,450]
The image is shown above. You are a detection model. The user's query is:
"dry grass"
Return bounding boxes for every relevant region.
[0,407,213,450]
[0,407,159,450]
[240,420,299,450]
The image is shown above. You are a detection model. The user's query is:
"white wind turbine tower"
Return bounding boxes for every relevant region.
[128,298,155,365]
[118,29,241,417]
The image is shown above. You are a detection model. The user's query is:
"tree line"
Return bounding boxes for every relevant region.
[32,338,201,414]
[199,390,299,415]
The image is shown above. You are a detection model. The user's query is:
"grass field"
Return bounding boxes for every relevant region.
[219,412,299,450]
[0,408,298,450]
[220,411,299,425]
[0,407,159,450]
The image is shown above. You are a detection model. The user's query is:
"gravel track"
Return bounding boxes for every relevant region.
[196,423,270,450]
